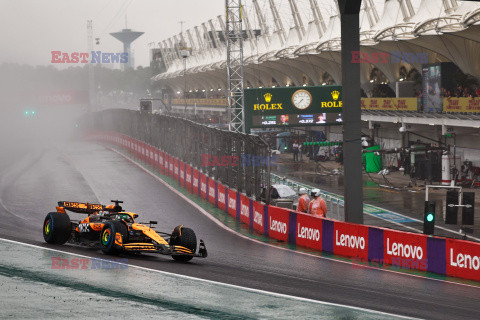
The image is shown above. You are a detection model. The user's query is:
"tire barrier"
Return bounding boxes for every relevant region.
[89,131,480,283]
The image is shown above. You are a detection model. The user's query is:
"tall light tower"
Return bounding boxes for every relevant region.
[226,0,245,133]
[110,25,144,70]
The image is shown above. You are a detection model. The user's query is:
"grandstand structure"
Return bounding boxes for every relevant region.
[152,0,480,95]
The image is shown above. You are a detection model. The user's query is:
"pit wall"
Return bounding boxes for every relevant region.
[91,131,480,283]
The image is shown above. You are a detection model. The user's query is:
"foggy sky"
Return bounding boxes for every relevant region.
[0,0,224,68]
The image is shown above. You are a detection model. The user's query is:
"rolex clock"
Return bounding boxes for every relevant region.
[292,89,312,110]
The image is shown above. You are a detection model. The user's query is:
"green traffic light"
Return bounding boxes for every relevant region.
[25,111,29,115]
[426,213,434,222]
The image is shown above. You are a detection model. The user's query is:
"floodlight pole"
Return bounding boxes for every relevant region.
[338,0,364,224]
[226,0,246,133]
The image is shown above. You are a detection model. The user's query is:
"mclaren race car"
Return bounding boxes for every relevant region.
[43,200,207,262]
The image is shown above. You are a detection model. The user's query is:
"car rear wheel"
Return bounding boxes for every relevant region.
[43,212,71,244]
[170,226,197,262]
[100,221,128,255]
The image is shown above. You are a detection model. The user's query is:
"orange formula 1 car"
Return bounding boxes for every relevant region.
[43,200,207,262]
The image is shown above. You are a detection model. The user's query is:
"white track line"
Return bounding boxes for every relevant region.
[106,146,480,290]
[0,236,419,320]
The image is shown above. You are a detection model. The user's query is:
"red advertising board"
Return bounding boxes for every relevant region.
[200,173,207,200]
[252,201,265,234]
[174,158,179,181]
[333,221,369,259]
[146,145,151,165]
[227,189,237,218]
[192,169,199,195]
[268,206,289,242]
[36,90,89,105]
[239,194,251,225]
[217,183,226,211]
[154,148,159,170]
[186,165,192,192]
[133,141,138,158]
[169,155,174,177]
[446,238,480,282]
[296,213,322,251]
[208,178,216,205]
[179,161,185,187]
[158,150,164,174]
[383,229,428,271]
[149,146,155,166]
[140,142,145,162]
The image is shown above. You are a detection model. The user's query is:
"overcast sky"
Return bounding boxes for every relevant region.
[0,0,224,68]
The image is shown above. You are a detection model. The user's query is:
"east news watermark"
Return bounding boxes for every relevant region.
[351,51,429,64]
[352,257,428,270]
[51,51,128,64]
[201,153,278,167]
[51,257,128,269]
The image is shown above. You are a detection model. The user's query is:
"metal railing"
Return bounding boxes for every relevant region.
[83,109,270,201]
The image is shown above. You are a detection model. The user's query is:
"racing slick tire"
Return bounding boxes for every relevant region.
[100,221,128,255]
[43,212,71,245]
[170,226,197,262]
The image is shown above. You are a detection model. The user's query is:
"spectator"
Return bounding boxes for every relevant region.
[292,140,299,162]
[308,188,327,218]
[297,188,310,213]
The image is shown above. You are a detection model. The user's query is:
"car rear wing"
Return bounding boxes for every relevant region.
[57,201,104,214]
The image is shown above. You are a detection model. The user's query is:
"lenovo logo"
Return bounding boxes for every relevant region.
[335,230,365,250]
[386,238,423,260]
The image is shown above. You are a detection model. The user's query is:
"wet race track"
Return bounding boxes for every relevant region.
[0,128,480,319]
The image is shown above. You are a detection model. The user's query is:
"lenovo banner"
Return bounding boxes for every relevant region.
[192,169,199,195]
[154,149,159,171]
[149,146,155,166]
[141,142,146,162]
[333,221,369,259]
[208,178,216,206]
[383,230,428,272]
[228,189,238,218]
[446,238,480,281]
[185,165,192,192]
[268,206,289,242]
[296,213,322,251]
[158,150,164,174]
[168,156,174,178]
[145,145,151,165]
[252,201,266,235]
[179,161,185,187]
[217,183,227,212]
[200,173,207,200]
[239,194,251,226]
[36,90,89,105]
[174,158,179,182]
[133,141,138,158]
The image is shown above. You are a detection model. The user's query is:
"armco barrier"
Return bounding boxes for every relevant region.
[90,132,480,283]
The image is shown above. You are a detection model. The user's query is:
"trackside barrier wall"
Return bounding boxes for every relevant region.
[91,132,480,282]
